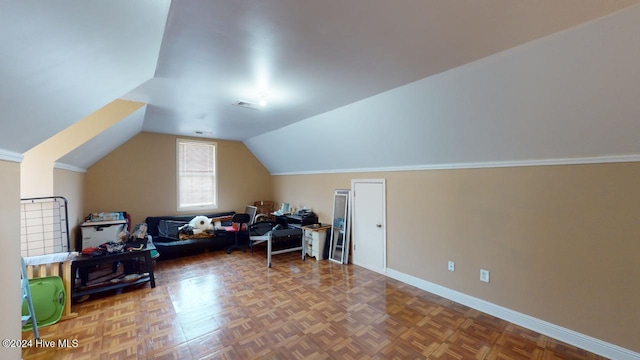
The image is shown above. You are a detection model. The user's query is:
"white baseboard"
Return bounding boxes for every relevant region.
[386,268,640,360]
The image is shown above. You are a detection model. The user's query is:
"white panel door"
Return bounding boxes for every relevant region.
[351,179,386,274]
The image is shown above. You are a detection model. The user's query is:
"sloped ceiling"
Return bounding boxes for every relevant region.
[2,1,639,173]
[247,4,640,174]
[0,1,170,157]
[125,0,640,144]
[56,105,147,171]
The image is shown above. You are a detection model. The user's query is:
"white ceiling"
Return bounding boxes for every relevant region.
[57,105,147,171]
[0,0,169,156]
[2,1,640,173]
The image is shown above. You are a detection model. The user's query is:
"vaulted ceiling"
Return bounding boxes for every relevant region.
[2,1,640,173]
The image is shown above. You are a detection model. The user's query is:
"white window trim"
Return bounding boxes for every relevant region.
[176,138,218,212]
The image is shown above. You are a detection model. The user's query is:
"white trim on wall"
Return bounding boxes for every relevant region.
[271,153,640,176]
[386,268,640,360]
[54,162,87,173]
[0,149,23,163]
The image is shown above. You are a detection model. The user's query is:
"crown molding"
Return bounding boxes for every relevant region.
[0,149,23,163]
[271,154,640,176]
[54,162,87,173]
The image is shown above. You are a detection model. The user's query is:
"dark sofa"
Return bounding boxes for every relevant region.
[145,212,237,260]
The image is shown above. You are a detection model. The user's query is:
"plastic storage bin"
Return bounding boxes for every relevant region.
[21,276,65,331]
[80,220,127,249]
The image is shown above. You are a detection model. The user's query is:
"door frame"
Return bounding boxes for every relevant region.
[351,178,387,274]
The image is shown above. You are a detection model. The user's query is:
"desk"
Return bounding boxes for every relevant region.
[71,247,155,299]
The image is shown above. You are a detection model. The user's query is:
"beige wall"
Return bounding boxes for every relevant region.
[78,135,640,352]
[272,162,640,352]
[53,168,85,251]
[84,132,272,226]
[0,160,22,360]
[272,173,354,224]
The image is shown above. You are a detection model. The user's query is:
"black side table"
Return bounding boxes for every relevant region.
[71,249,156,299]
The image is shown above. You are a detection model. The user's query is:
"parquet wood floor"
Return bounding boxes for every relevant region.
[22,248,608,359]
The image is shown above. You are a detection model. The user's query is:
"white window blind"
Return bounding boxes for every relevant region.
[177,139,217,211]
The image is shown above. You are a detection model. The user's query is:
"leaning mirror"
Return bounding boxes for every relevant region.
[329,189,351,264]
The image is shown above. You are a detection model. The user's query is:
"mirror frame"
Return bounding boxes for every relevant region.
[329,189,351,264]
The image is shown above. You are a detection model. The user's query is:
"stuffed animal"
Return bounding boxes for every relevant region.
[185,215,213,234]
[116,230,130,243]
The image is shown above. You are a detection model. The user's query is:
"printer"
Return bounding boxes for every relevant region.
[277,210,318,229]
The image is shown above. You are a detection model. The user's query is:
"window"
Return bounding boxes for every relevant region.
[177,139,217,211]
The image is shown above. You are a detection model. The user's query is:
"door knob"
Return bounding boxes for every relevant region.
[376,224,382,228]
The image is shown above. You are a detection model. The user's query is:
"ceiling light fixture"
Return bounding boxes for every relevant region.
[230,87,272,110]
[258,92,268,107]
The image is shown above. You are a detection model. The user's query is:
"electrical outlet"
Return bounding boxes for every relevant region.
[480,269,490,283]
[448,261,455,272]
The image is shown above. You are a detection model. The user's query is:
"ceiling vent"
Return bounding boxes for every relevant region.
[232,100,260,110]
[193,130,212,135]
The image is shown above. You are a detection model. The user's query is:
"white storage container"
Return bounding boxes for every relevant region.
[80,220,127,249]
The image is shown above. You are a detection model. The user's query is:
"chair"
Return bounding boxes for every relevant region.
[21,257,39,339]
[225,213,251,253]
[21,256,66,334]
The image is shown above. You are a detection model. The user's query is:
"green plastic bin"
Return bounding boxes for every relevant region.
[21,276,65,331]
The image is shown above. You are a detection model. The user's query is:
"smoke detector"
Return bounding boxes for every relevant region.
[232,100,261,110]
